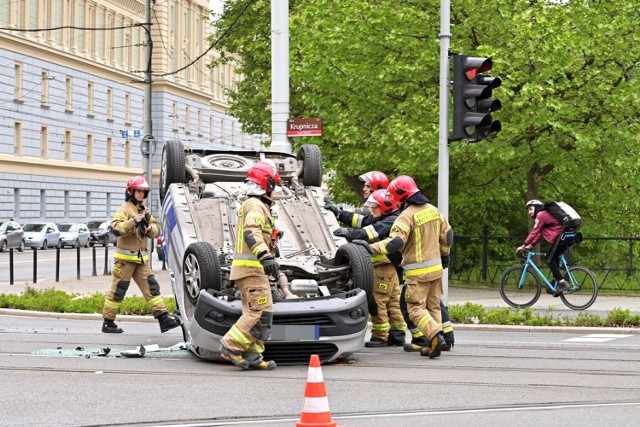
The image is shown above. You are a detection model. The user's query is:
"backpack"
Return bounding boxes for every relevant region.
[543,201,582,229]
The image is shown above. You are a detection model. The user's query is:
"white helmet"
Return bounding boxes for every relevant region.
[525,199,544,209]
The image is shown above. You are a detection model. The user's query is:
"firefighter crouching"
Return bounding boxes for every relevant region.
[220,161,282,371]
[101,176,180,334]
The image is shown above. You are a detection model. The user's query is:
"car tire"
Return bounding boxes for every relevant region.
[183,242,223,306]
[41,240,47,250]
[160,140,186,204]
[0,240,6,252]
[334,242,375,306]
[297,144,323,187]
[18,240,24,252]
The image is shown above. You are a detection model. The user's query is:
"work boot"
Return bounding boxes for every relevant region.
[387,330,407,347]
[441,341,454,351]
[244,352,277,370]
[221,347,250,370]
[365,336,387,347]
[553,279,570,297]
[101,318,123,333]
[420,334,445,359]
[157,312,181,333]
[403,336,428,352]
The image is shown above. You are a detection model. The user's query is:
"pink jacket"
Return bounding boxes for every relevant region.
[524,210,564,246]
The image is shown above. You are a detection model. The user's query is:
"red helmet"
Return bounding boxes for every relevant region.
[126,176,150,200]
[387,175,419,204]
[359,171,389,190]
[246,161,282,192]
[365,189,398,215]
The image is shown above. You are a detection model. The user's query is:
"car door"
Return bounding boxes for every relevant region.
[46,224,60,247]
[79,224,90,245]
[6,222,17,247]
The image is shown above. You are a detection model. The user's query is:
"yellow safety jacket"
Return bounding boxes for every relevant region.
[111,200,159,264]
[372,203,451,281]
[230,196,276,280]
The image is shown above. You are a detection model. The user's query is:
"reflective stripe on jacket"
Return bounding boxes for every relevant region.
[111,200,158,264]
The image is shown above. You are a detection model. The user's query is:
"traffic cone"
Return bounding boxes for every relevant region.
[296,354,337,427]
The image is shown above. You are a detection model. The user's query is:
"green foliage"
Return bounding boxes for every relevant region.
[0,288,175,316]
[210,0,640,240]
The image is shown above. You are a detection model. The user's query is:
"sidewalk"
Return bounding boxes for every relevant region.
[3,269,640,318]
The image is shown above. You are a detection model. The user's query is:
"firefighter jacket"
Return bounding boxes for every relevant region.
[371,203,452,281]
[111,200,159,264]
[230,196,277,280]
[338,210,402,268]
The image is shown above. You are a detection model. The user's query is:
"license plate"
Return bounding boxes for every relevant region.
[270,325,319,341]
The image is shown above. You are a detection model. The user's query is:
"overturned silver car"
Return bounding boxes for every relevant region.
[159,141,374,365]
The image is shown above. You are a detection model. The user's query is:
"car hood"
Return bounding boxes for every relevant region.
[24,231,46,237]
[60,232,79,238]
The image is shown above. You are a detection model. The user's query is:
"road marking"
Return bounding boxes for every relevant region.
[565,334,632,343]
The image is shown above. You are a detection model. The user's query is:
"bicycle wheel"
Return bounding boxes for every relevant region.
[559,266,598,310]
[499,265,542,308]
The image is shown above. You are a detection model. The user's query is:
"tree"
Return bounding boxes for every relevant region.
[210,0,640,238]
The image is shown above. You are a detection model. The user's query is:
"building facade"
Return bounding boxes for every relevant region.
[0,0,266,223]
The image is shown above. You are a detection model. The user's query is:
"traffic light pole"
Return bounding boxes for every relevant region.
[437,0,451,305]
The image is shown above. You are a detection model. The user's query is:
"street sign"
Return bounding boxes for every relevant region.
[140,134,155,157]
[287,118,322,137]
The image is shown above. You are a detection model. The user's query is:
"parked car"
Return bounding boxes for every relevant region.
[57,223,91,248]
[160,141,374,365]
[0,220,25,252]
[23,222,61,249]
[87,220,116,247]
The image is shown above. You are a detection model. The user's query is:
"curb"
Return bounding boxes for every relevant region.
[2,308,638,334]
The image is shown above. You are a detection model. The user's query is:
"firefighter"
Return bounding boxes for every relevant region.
[220,161,281,371]
[333,190,407,347]
[362,176,453,358]
[324,170,389,219]
[101,176,180,334]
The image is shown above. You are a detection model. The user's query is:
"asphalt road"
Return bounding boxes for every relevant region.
[2,314,640,427]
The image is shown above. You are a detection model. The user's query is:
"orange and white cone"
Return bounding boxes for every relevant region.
[296,354,337,427]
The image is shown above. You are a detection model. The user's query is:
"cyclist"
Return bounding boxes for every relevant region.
[516,199,575,296]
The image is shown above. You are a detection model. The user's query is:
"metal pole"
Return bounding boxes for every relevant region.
[270,0,292,154]
[437,0,451,304]
[142,0,154,195]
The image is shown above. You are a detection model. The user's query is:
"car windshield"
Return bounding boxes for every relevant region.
[0,222,5,232]
[58,224,77,232]
[87,221,103,230]
[99,223,109,230]
[23,224,45,232]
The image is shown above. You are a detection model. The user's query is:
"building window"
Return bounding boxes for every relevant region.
[14,63,23,101]
[106,193,112,217]
[65,76,73,112]
[40,190,46,219]
[14,189,20,220]
[185,106,191,134]
[41,70,49,106]
[87,82,94,116]
[125,139,131,167]
[64,130,72,161]
[107,88,113,121]
[87,134,93,163]
[209,116,214,142]
[197,109,202,136]
[220,118,225,145]
[41,126,48,158]
[106,136,113,165]
[14,122,22,155]
[125,93,131,124]
[172,103,178,131]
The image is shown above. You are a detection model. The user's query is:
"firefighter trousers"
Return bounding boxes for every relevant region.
[221,275,274,356]
[404,275,443,341]
[371,263,406,340]
[102,260,167,320]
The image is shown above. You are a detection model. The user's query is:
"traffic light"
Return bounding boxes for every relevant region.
[452,55,502,141]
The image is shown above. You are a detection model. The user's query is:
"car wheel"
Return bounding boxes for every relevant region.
[41,240,48,250]
[74,239,80,249]
[18,240,24,252]
[297,144,323,187]
[160,140,186,204]
[0,240,6,252]
[56,240,62,249]
[183,242,222,306]
[334,242,375,307]
[84,239,90,248]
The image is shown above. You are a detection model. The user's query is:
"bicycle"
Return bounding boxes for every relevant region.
[499,249,598,310]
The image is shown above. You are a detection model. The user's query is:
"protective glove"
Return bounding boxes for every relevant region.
[351,239,372,254]
[260,256,280,278]
[333,228,351,239]
[324,201,341,216]
[441,255,450,269]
